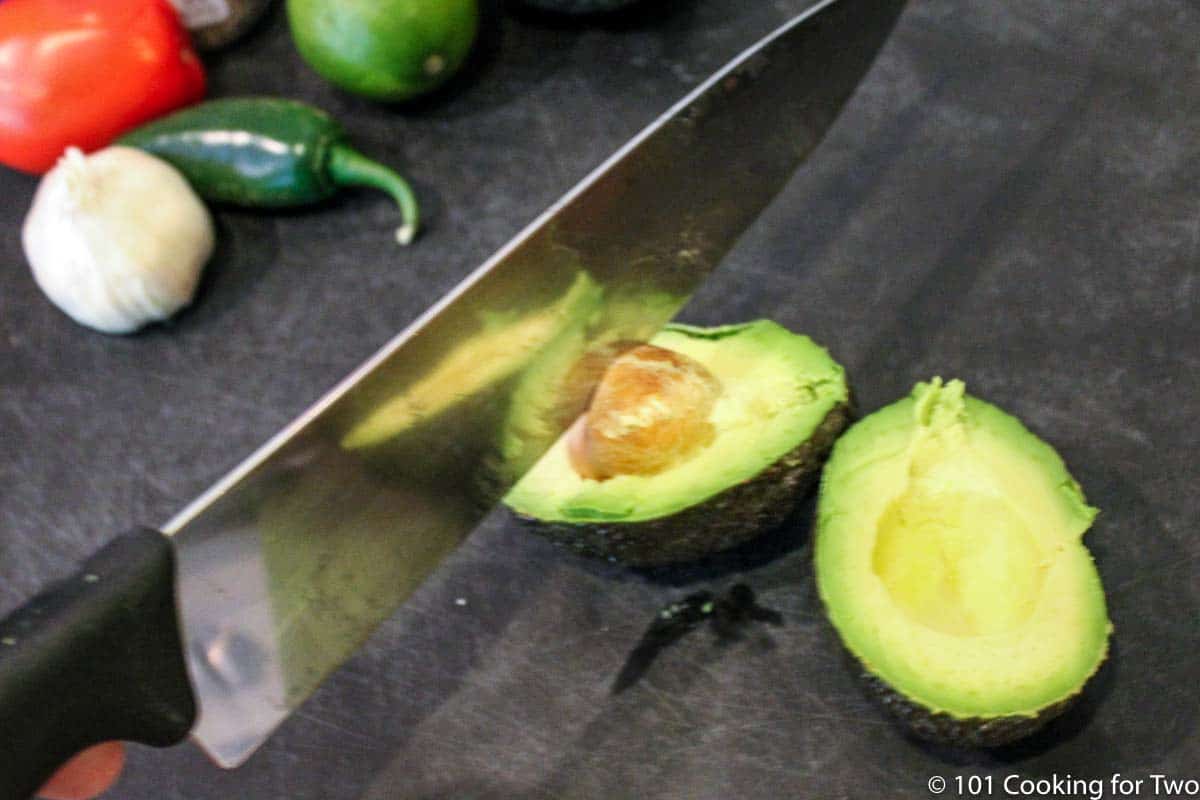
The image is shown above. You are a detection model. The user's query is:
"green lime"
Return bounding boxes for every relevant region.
[287,0,479,102]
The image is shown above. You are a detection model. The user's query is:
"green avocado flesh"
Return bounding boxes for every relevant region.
[504,320,850,564]
[815,378,1111,740]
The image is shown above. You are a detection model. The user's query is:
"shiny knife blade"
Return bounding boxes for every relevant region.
[174,0,909,769]
[0,0,908,790]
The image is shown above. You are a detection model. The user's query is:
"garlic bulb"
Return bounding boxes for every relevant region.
[22,146,216,334]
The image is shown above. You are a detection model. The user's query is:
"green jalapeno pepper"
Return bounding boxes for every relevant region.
[120,97,420,244]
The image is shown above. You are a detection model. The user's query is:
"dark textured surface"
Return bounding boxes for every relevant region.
[1,0,1198,797]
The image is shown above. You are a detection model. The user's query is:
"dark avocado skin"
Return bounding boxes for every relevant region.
[516,401,852,567]
[859,668,1080,748]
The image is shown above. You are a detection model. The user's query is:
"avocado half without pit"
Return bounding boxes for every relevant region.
[815,378,1112,746]
[503,320,852,567]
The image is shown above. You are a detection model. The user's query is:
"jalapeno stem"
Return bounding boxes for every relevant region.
[327,144,420,246]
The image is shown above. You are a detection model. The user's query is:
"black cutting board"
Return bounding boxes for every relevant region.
[1,1,1197,797]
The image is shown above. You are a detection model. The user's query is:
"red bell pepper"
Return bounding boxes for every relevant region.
[0,0,206,174]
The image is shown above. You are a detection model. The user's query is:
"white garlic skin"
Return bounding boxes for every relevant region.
[22,146,216,334]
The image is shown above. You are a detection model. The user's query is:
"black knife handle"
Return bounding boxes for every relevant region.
[0,528,196,800]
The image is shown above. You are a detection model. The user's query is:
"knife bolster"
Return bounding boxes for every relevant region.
[0,528,196,799]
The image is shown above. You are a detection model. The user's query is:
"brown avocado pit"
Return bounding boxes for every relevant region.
[566,343,723,481]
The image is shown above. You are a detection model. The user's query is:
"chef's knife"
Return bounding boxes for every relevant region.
[0,1,907,796]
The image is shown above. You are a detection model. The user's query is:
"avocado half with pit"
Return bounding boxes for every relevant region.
[503,319,851,566]
[815,378,1111,746]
